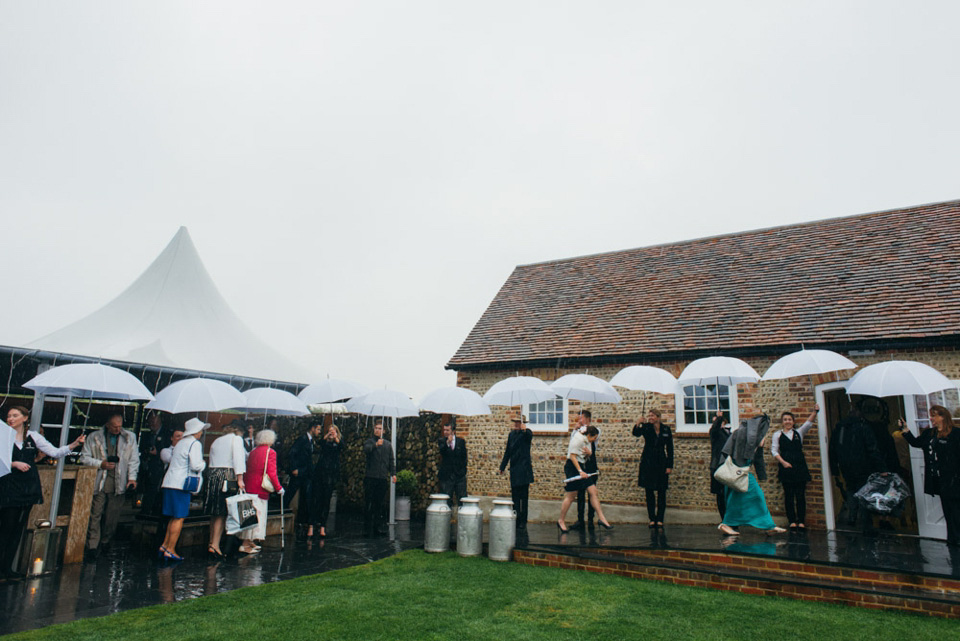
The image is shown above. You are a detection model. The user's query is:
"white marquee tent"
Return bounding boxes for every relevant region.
[26,227,313,383]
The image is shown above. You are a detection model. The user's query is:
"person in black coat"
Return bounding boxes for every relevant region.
[829,408,887,533]
[709,411,733,520]
[438,423,468,508]
[900,405,960,546]
[499,414,534,531]
[363,420,396,535]
[314,423,342,537]
[633,408,674,527]
[285,422,321,537]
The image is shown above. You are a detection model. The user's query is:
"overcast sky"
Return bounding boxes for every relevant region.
[2,2,959,399]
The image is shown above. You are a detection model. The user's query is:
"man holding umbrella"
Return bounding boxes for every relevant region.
[437,422,468,509]
[499,414,534,533]
[364,420,396,536]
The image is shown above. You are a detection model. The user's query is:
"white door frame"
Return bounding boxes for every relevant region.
[815,382,846,532]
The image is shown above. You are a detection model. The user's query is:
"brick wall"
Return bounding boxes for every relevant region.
[454,347,960,528]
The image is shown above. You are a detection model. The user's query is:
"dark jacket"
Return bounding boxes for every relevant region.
[364,437,396,480]
[633,422,674,489]
[499,428,534,487]
[316,438,342,486]
[721,415,769,482]
[709,415,732,495]
[287,433,316,478]
[903,428,960,498]
[829,414,884,483]
[437,436,468,483]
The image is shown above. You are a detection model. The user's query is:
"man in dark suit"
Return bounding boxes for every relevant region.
[499,414,534,532]
[438,423,468,508]
[364,420,396,535]
[285,422,322,538]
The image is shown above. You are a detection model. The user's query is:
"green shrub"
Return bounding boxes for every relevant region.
[396,469,418,496]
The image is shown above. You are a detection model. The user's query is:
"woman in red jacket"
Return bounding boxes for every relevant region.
[240,429,284,554]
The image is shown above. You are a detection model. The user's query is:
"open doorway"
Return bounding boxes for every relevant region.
[817,387,918,536]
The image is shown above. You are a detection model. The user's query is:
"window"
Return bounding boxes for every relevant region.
[675,383,737,432]
[527,396,568,431]
[914,385,960,429]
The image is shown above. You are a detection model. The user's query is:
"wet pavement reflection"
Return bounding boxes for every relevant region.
[0,514,424,636]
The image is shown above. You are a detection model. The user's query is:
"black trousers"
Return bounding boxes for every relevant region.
[715,492,727,520]
[782,482,807,524]
[316,478,335,528]
[576,488,595,523]
[941,494,960,547]
[440,477,467,508]
[0,505,31,574]
[363,477,389,532]
[285,475,315,526]
[511,484,530,529]
[645,488,666,523]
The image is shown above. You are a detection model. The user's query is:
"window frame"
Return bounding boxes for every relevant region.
[674,383,739,433]
[525,395,570,433]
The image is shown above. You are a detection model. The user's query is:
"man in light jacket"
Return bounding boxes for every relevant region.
[80,413,140,560]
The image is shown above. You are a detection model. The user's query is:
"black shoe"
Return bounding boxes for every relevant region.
[587,519,595,531]
[568,520,585,531]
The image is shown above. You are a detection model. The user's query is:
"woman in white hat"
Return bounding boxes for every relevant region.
[159,417,208,561]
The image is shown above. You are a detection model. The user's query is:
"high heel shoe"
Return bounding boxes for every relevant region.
[159,546,183,561]
[557,521,569,534]
[207,545,225,560]
[599,521,614,530]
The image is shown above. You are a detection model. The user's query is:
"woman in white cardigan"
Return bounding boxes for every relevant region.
[159,418,207,561]
[203,423,246,559]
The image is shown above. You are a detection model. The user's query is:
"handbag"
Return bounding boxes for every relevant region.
[714,455,750,493]
[182,441,202,493]
[260,447,276,493]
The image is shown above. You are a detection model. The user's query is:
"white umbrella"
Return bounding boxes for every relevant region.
[241,388,311,416]
[146,378,246,413]
[483,376,557,407]
[761,349,858,381]
[609,366,678,395]
[22,362,154,521]
[677,357,761,387]
[845,361,954,398]
[298,379,371,405]
[0,420,14,479]
[418,387,491,416]
[24,363,154,401]
[550,374,622,404]
[346,389,419,419]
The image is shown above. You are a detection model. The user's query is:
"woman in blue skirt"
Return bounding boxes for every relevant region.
[718,415,786,536]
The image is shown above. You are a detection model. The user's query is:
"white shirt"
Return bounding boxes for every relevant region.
[161,435,206,490]
[567,430,591,464]
[17,430,73,458]
[208,433,246,475]
[771,421,813,458]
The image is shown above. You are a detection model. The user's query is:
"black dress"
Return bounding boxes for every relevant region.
[776,430,812,485]
[709,417,732,496]
[634,423,674,490]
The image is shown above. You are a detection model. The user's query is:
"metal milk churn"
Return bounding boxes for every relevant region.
[487,498,516,561]
[424,494,452,553]
[456,497,483,557]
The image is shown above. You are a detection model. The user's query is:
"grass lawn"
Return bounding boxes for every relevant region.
[8,550,955,641]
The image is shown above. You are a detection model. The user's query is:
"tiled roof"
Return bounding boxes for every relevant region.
[448,200,960,368]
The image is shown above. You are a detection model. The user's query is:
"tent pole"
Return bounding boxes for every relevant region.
[389,415,397,525]
[48,394,74,521]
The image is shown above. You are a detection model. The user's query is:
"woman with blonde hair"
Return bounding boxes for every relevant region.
[900,405,960,546]
[203,420,246,559]
[315,423,342,538]
[241,429,284,554]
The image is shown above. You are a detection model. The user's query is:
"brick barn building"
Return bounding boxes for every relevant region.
[447,200,960,539]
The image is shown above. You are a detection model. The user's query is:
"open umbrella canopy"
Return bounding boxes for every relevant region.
[146,378,246,413]
[241,388,311,416]
[483,376,556,407]
[308,402,350,415]
[550,374,622,403]
[24,363,154,401]
[418,387,491,416]
[845,361,955,398]
[609,366,678,395]
[298,379,371,405]
[346,389,419,419]
[761,349,858,381]
[678,357,761,387]
[0,420,14,479]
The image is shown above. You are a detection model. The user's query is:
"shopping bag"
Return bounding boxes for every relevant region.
[226,493,261,534]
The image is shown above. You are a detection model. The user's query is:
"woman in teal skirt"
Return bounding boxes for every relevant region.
[718,415,786,536]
